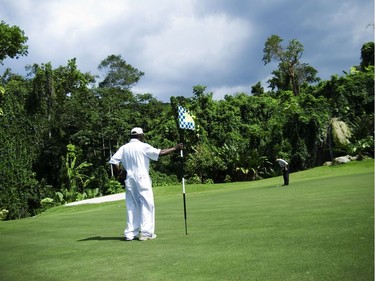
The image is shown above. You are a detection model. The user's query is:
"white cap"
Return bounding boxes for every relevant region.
[131,127,144,135]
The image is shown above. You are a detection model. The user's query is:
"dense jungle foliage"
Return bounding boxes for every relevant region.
[0,21,373,219]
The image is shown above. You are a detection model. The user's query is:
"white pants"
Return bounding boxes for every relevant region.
[124,174,155,239]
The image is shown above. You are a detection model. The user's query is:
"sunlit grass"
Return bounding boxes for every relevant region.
[0,159,373,281]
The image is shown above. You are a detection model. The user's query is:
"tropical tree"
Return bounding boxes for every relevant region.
[65,144,94,199]
[0,20,28,63]
[0,73,53,219]
[315,66,374,122]
[25,59,96,189]
[186,143,226,183]
[98,54,144,89]
[360,42,374,70]
[0,21,28,117]
[190,85,218,142]
[263,34,319,96]
[96,54,144,165]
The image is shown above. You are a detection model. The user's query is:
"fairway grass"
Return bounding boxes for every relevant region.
[0,160,373,281]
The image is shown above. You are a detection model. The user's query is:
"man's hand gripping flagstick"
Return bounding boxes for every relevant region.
[177,105,195,235]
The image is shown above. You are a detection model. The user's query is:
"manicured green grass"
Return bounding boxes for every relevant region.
[0,160,373,281]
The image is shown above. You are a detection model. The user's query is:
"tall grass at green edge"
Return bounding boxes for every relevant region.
[0,159,373,281]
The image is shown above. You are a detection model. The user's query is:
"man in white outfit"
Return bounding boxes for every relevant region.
[109,127,183,241]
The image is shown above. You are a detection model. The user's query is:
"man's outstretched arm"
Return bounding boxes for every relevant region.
[159,143,183,156]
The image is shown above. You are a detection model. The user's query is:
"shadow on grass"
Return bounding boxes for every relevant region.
[78,236,124,242]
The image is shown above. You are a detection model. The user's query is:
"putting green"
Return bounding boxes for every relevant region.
[0,159,373,281]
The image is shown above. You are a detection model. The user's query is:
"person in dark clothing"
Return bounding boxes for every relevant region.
[276,158,289,186]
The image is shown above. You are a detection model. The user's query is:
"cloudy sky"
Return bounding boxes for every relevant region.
[1,0,373,101]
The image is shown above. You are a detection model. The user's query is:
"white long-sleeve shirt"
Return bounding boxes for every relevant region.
[109,139,161,176]
[276,159,288,168]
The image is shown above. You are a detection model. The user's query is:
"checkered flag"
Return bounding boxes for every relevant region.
[178,105,195,130]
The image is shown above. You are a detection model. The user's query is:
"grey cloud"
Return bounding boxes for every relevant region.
[0,0,373,102]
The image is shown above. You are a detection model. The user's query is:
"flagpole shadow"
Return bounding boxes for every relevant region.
[77,236,125,242]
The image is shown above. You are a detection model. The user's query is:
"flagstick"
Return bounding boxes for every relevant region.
[181,148,188,235]
[179,126,188,235]
[177,105,194,235]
